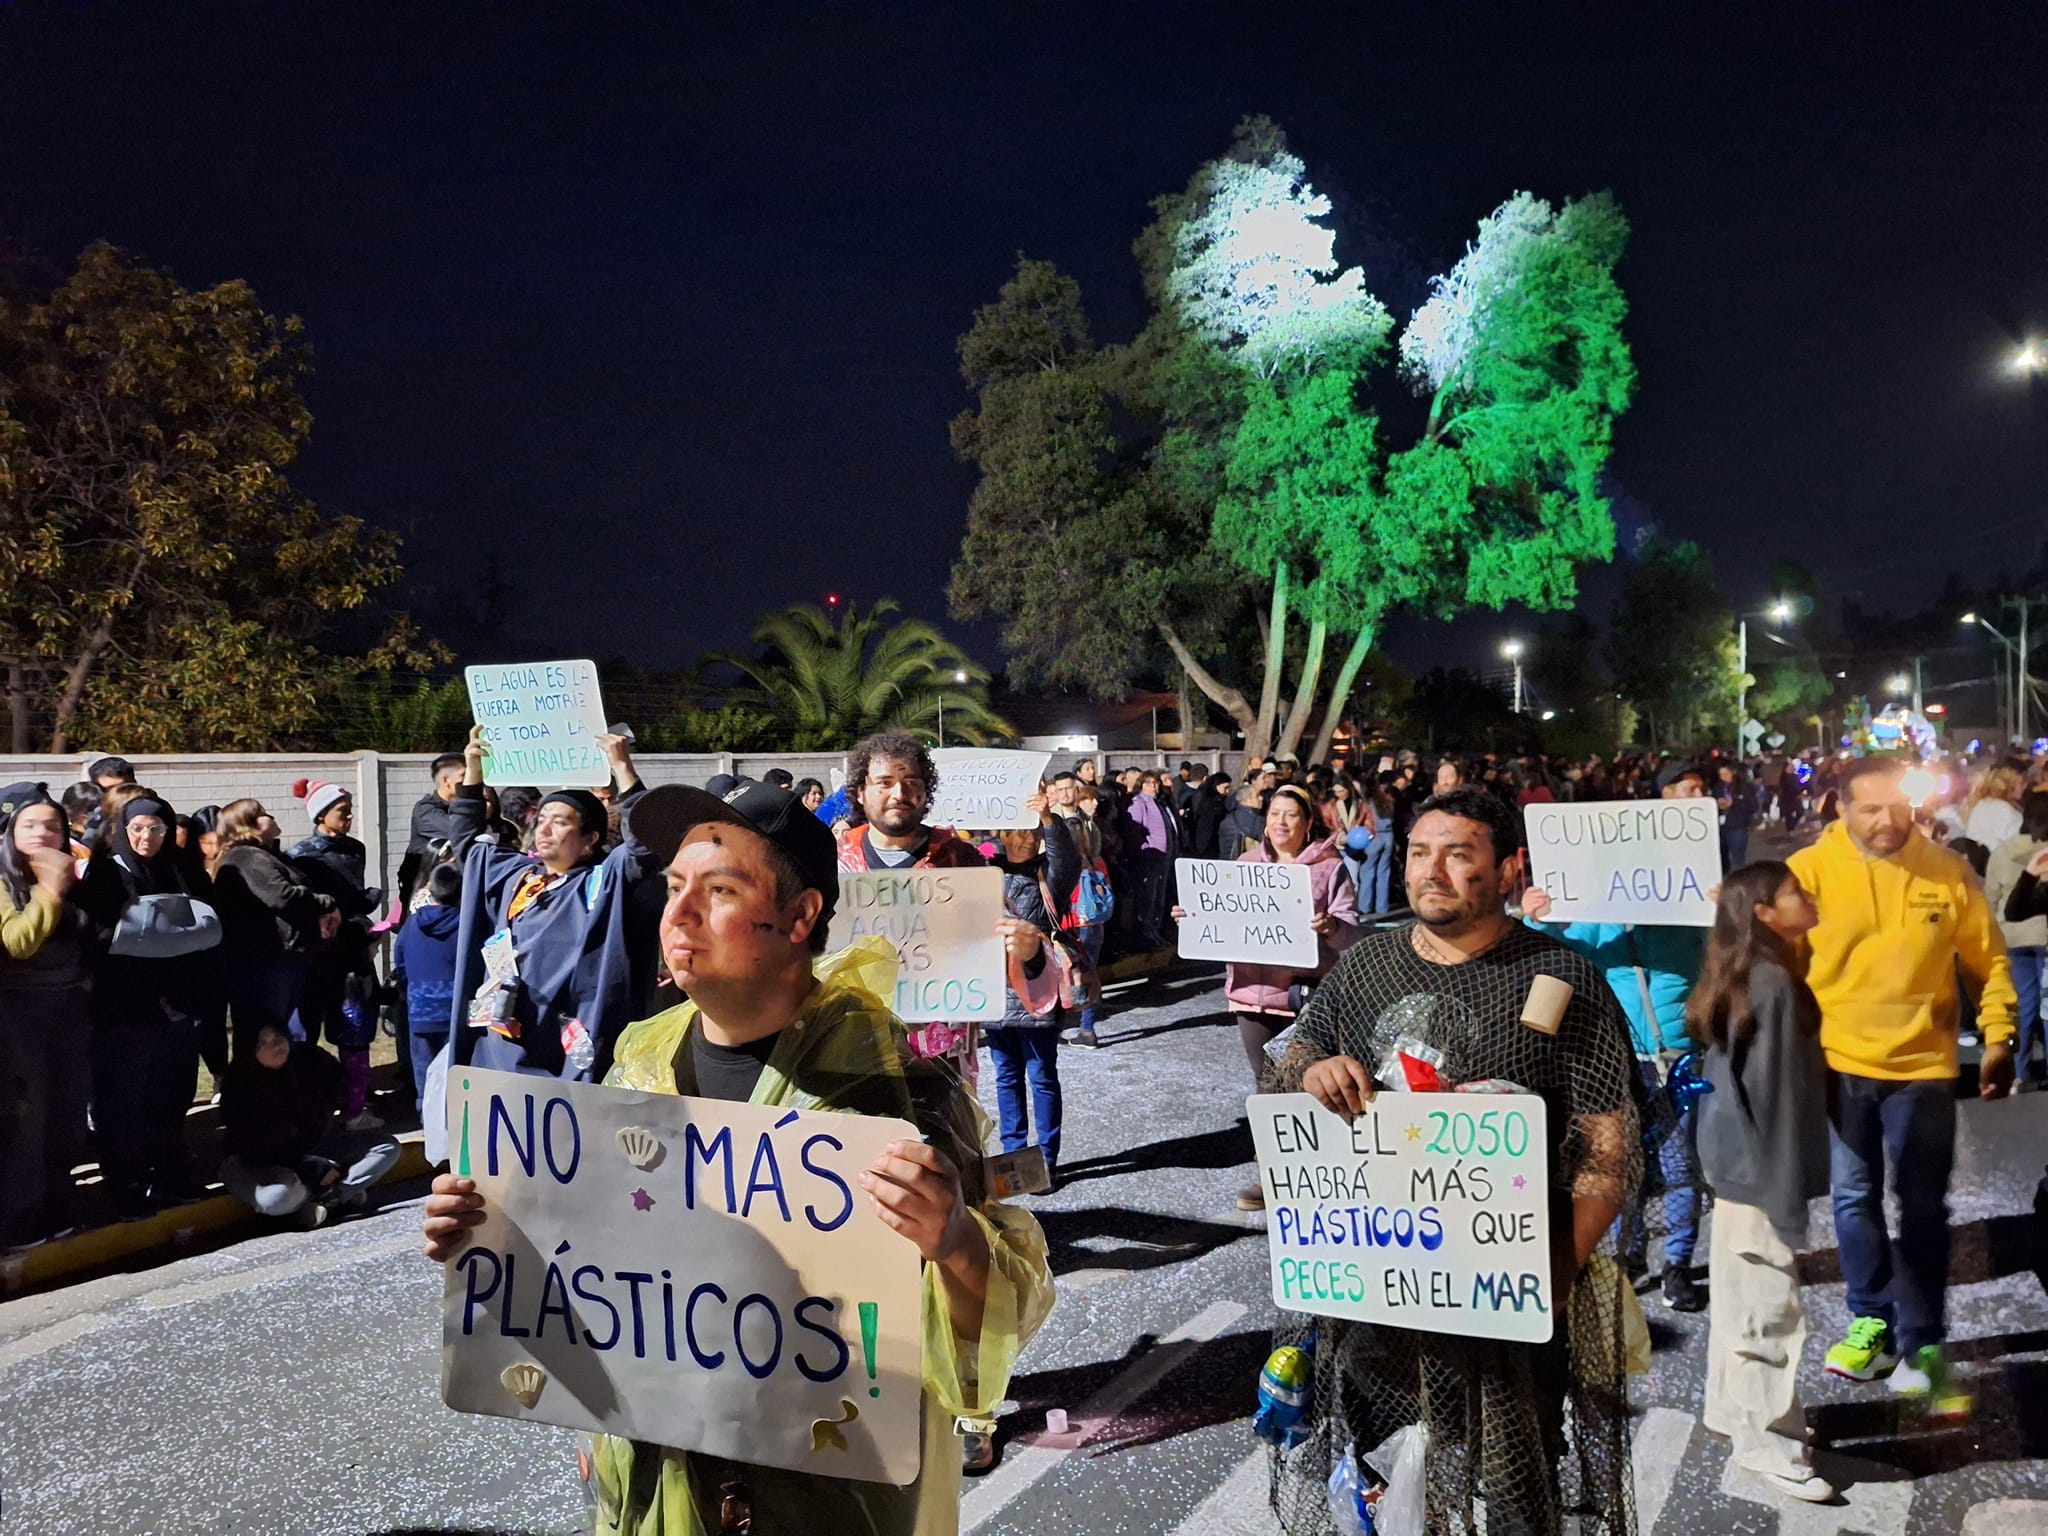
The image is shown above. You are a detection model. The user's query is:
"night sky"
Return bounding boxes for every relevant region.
[3,4,2044,682]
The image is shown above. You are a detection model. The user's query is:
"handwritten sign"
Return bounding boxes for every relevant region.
[441,1068,924,1485]
[839,866,1006,1022]
[1248,1091,1553,1343]
[930,749,1051,830]
[1175,858,1317,968]
[465,660,610,787]
[1523,802,1720,926]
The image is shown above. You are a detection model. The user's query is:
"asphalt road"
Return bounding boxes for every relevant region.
[3,961,2046,1536]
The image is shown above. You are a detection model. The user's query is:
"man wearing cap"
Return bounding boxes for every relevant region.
[442,725,656,1083]
[423,777,1056,1530]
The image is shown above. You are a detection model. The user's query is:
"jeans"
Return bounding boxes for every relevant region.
[1621,1057,1700,1269]
[222,1133,402,1217]
[1722,826,1751,873]
[1073,925,1105,1033]
[2008,945,2047,1082]
[1359,831,1395,915]
[983,1026,1061,1171]
[410,1028,450,1123]
[225,951,309,1059]
[1829,1073,1955,1353]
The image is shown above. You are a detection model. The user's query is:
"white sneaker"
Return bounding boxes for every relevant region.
[1758,1468,1835,1503]
[1889,1358,1932,1396]
[343,1108,385,1131]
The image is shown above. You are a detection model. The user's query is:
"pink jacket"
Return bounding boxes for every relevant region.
[1224,835,1361,1016]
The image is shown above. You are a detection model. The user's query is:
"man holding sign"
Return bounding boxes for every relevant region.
[424,777,1054,1534]
[1263,787,1639,1536]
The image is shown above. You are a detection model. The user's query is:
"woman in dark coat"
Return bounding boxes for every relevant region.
[209,798,338,1060]
[80,794,225,1218]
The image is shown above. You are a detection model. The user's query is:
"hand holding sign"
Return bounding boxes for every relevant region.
[465,659,611,787]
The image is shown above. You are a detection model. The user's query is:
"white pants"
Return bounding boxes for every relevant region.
[1702,1200,1812,1477]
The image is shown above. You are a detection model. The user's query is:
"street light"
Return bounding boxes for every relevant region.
[1735,599,1795,757]
[937,670,969,746]
[1886,674,1911,698]
[1500,639,1524,714]
[2012,340,2044,376]
[1961,611,2020,743]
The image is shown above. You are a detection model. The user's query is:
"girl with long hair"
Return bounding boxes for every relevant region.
[1689,861,1834,1504]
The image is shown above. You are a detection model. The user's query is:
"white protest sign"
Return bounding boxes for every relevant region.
[465,660,610,787]
[839,865,1007,1022]
[441,1068,924,1486]
[929,749,1051,830]
[1522,801,1720,926]
[1248,1091,1553,1343]
[1175,858,1318,968]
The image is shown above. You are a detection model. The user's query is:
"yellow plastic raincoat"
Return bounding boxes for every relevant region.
[585,937,1055,1535]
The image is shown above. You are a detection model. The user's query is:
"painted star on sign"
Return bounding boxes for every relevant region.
[1404,1124,1424,1141]
[630,1188,655,1212]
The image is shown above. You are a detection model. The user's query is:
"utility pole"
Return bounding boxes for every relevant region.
[1911,655,1923,716]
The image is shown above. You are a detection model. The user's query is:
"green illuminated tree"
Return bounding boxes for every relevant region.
[951,122,1635,764]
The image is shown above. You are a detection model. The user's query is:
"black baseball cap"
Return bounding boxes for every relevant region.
[1656,761,1706,792]
[628,780,840,917]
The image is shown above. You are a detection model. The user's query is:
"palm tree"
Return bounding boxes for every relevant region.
[714,600,1011,750]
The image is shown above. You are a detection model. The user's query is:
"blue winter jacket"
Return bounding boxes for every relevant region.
[1538,921,1704,1056]
[395,901,461,1039]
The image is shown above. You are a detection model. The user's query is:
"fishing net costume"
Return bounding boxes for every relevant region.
[1267,921,1645,1536]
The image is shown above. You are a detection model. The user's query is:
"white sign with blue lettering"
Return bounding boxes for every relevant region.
[1522,800,1721,926]
[1248,1091,1553,1343]
[440,1068,925,1485]
[465,659,611,787]
[929,749,1051,830]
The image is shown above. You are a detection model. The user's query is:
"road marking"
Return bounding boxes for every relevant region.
[1719,1448,1914,1535]
[1166,1447,1279,1536]
[1631,1406,1693,1534]
[960,1299,1248,1532]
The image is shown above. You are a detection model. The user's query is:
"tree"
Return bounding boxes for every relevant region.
[951,121,1634,766]
[714,599,1011,751]
[1603,534,1736,746]
[0,243,415,750]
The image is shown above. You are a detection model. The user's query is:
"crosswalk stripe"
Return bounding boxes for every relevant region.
[1631,1406,1694,1535]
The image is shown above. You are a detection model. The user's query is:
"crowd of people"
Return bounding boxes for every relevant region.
[6,727,2044,1532]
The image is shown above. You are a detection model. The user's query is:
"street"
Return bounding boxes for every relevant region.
[3,964,2045,1536]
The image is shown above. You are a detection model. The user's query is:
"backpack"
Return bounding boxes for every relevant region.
[1069,859,1115,927]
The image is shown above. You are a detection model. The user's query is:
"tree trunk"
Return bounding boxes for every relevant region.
[1275,616,1327,760]
[6,658,27,754]
[1308,624,1377,766]
[1176,667,1195,750]
[50,615,120,753]
[1158,622,1258,753]
[1251,567,1290,764]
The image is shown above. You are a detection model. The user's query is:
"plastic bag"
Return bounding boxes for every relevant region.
[1325,1447,1373,1536]
[1361,1422,1428,1536]
[420,1039,451,1165]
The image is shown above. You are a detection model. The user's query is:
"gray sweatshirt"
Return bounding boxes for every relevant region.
[1694,957,1831,1246]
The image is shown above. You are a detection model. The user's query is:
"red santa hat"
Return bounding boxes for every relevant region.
[294,778,350,826]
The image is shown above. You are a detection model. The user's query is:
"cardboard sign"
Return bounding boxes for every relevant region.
[838,865,1007,1022]
[929,749,1051,830]
[1248,1091,1553,1343]
[441,1068,924,1486]
[1522,801,1721,926]
[465,660,611,787]
[1174,858,1318,968]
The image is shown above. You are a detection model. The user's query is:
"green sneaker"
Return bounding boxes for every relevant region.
[1824,1316,1899,1381]
[1891,1346,1971,1420]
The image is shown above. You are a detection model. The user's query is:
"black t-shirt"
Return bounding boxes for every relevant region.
[691,1030,783,1103]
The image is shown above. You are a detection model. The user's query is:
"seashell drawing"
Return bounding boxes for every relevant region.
[501,1362,548,1409]
[810,1399,860,1452]
[616,1126,665,1170]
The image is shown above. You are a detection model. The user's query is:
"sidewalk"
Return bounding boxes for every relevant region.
[4,945,1199,1296]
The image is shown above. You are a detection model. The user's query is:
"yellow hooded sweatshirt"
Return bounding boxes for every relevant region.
[584,937,1055,1536]
[1787,821,2016,1080]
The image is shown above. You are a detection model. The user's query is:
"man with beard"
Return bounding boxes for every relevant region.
[1268,787,1638,1536]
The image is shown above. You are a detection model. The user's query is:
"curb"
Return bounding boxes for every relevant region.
[2,1133,434,1296]
[6,950,1213,1297]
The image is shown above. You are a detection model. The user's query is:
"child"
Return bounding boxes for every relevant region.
[1688,861,1834,1503]
[287,778,385,1129]
[394,861,462,1121]
[219,1024,401,1227]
